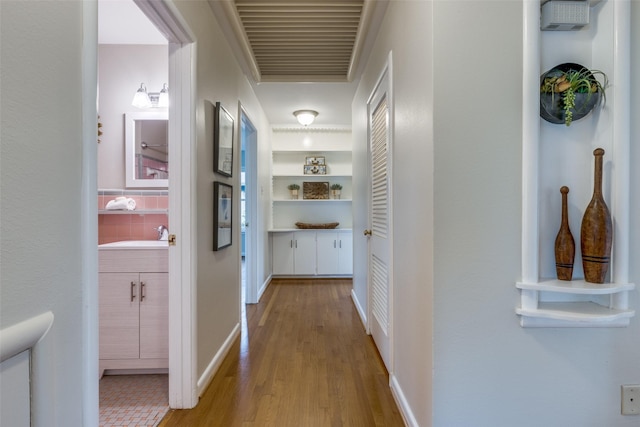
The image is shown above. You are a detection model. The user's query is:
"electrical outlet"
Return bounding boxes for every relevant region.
[621,385,640,415]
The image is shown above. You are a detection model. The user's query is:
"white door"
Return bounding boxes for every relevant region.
[316,232,338,274]
[366,64,392,372]
[272,232,294,275]
[337,231,353,276]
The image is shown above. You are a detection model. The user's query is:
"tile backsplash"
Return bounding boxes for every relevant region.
[98,189,169,244]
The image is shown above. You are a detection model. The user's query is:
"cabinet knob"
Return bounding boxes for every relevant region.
[363,229,372,236]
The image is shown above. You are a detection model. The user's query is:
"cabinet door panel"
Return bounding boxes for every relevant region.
[294,231,317,275]
[99,272,140,359]
[139,273,169,359]
[338,231,353,275]
[272,232,294,274]
[316,232,338,274]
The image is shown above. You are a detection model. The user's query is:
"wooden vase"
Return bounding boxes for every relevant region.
[580,148,612,284]
[555,186,575,281]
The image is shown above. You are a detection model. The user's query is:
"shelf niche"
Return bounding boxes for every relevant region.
[517,0,634,327]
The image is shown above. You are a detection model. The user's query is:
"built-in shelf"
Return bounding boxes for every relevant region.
[273,174,351,178]
[517,1,633,328]
[98,209,168,215]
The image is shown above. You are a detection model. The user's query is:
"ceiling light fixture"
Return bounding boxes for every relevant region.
[293,110,318,126]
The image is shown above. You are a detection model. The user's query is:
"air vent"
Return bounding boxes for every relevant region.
[541,0,590,31]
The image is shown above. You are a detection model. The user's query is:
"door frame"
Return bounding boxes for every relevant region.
[133,0,198,409]
[239,105,259,304]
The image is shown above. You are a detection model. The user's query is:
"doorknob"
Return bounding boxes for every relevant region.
[363,229,372,236]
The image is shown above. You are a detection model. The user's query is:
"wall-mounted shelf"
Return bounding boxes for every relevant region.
[98,209,168,215]
[273,199,351,203]
[517,0,633,327]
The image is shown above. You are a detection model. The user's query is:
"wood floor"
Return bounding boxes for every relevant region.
[159,278,404,427]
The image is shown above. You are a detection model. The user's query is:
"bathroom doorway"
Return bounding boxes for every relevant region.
[240,108,258,304]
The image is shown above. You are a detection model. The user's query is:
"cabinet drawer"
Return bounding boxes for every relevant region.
[99,249,168,273]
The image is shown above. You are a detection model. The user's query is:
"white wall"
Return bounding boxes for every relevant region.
[171,1,271,381]
[355,1,640,426]
[0,1,90,425]
[98,45,168,189]
[352,1,434,425]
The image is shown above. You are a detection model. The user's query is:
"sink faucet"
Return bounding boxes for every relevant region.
[156,225,169,241]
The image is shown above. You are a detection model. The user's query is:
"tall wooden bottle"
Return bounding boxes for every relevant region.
[555,186,575,281]
[580,148,612,284]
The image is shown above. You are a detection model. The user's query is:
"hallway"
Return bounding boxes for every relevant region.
[159,279,404,426]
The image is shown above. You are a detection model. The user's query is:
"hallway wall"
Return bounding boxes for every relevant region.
[1,1,90,425]
[171,1,272,386]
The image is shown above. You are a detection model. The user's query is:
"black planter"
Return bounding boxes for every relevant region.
[540,63,603,125]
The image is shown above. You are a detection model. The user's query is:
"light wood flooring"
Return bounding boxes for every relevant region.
[159,278,404,426]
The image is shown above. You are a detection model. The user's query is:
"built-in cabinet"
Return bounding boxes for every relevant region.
[99,248,168,374]
[270,127,354,277]
[272,230,353,276]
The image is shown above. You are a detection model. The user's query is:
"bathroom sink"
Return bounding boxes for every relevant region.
[99,240,169,249]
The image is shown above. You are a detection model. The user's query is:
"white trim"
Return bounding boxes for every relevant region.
[390,374,419,427]
[258,275,272,301]
[196,323,241,396]
[240,106,259,304]
[351,288,368,328]
[0,312,54,363]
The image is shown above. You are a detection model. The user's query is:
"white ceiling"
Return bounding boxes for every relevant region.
[98,0,356,126]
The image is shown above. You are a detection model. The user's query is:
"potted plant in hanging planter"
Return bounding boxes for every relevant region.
[540,63,608,126]
[330,183,342,199]
[288,183,300,199]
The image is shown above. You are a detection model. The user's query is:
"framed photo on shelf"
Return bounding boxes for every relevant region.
[303,164,327,175]
[305,156,325,166]
[303,181,330,199]
[214,102,234,177]
[213,181,232,251]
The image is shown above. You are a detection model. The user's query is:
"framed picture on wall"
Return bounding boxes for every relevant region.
[213,181,233,251]
[214,102,234,177]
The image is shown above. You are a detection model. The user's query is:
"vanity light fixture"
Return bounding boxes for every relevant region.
[158,83,169,108]
[132,83,152,108]
[132,83,169,108]
[293,110,318,126]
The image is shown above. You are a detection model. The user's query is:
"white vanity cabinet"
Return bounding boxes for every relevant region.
[316,230,353,275]
[272,231,316,275]
[98,247,168,374]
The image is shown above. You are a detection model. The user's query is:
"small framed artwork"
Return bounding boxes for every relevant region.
[213,181,233,251]
[305,156,325,166]
[303,164,327,175]
[303,181,330,199]
[214,102,234,177]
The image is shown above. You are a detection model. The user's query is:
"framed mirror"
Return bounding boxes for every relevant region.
[125,111,169,188]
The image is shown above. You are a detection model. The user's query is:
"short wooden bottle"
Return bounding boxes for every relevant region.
[554,186,575,281]
[580,148,612,284]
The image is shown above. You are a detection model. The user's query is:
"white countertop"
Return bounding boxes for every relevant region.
[98,240,169,249]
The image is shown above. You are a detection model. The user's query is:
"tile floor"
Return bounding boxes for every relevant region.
[99,374,169,427]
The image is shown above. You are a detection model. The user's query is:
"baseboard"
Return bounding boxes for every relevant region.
[351,288,368,331]
[390,374,419,427]
[258,274,272,301]
[196,323,240,396]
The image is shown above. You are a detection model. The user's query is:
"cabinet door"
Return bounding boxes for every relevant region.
[294,231,317,275]
[337,231,353,275]
[272,232,294,274]
[316,232,339,275]
[99,272,140,360]
[139,273,169,359]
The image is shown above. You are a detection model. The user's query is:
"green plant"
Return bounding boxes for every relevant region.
[540,66,607,126]
[288,183,300,190]
[330,184,342,190]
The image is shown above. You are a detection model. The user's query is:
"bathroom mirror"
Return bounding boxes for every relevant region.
[125,111,169,188]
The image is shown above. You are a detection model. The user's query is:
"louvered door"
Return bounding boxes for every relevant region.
[367,67,392,371]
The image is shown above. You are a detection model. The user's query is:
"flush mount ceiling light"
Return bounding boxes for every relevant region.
[293,110,318,126]
[132,83,169,108]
